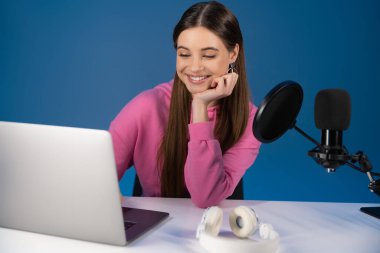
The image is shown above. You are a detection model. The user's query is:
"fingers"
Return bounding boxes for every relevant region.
[193,73,239,107]
[212,73,238,97]
[224,73,238,94]
[210,79,218,88]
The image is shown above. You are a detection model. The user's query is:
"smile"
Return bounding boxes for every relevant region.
[187,75,211,84]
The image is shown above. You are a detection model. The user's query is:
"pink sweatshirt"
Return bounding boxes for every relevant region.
[109,80,261,208]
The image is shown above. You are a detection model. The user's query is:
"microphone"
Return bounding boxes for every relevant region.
[253,82,380,218]
[308,89,351,172]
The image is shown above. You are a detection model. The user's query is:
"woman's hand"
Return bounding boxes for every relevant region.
[193,72,238,106]
[192,72,238,123]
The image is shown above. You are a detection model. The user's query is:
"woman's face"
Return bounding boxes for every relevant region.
[176,26,238,95]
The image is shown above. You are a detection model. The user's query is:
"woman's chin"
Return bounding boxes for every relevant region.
[189,86,209,95]
[184,82,211,95]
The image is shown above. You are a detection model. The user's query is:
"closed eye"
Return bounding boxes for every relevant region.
[178,54,191,58]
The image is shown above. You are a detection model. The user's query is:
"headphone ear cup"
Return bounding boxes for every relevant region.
[198,206,223,237]
[229,206,258,238]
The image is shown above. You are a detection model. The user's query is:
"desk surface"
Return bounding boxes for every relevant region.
[1,197,379,253]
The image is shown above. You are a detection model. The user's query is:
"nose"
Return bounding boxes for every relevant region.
[190,57,204,72]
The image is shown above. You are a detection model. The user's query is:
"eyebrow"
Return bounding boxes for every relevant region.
[177,46,219,52]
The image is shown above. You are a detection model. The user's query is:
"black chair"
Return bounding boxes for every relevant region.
[132,175,144,197]
[132,175,244,199]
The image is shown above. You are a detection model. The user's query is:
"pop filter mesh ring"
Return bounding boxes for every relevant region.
[253,81,303,143]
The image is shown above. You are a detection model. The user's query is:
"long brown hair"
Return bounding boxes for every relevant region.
[158,1,250,197]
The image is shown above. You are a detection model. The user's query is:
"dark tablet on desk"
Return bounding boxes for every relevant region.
[360,207,380,219]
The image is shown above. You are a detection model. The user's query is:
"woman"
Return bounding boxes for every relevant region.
[109,1,261,208]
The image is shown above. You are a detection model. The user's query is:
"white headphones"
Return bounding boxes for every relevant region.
[196,206,279,253]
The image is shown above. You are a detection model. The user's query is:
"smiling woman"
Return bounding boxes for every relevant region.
[109,1,261,208]
[176,27,239,96]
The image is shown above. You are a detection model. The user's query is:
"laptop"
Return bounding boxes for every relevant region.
[0,121,169,246]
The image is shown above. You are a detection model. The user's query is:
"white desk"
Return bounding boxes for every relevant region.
[1,197,379,253]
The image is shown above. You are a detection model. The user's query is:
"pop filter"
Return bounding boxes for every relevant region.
[253,81,303,143]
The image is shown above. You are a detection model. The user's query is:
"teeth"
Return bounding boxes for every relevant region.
[189,76,207,81]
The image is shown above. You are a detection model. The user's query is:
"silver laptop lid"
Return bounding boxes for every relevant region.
[0,121,127,245]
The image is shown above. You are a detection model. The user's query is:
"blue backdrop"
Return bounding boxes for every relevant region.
[1,0,379,203]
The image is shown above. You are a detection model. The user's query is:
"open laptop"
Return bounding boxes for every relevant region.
[0,121,169,246]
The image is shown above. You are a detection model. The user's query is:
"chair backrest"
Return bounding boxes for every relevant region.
[132,175,143,197]
[132,175,244,200]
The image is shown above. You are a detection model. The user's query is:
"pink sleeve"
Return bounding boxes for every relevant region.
[109,105,137,180]
[109,92,152,180]
[184,106,261,208]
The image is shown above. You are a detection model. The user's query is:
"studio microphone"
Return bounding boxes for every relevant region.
[308,89,352,172]
[253,82,380,216]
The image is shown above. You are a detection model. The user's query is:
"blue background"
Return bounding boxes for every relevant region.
[1,0,379,203]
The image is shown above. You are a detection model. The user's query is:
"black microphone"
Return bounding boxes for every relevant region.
[308,89,351,172]
[253,82,380,217]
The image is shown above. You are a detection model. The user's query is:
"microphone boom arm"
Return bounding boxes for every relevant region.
[291,123,380,197]
[293,124,326,151]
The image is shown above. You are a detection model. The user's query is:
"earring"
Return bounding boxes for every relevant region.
[228,62,237,73]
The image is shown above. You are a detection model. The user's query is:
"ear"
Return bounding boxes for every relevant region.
[229,43,240,63]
